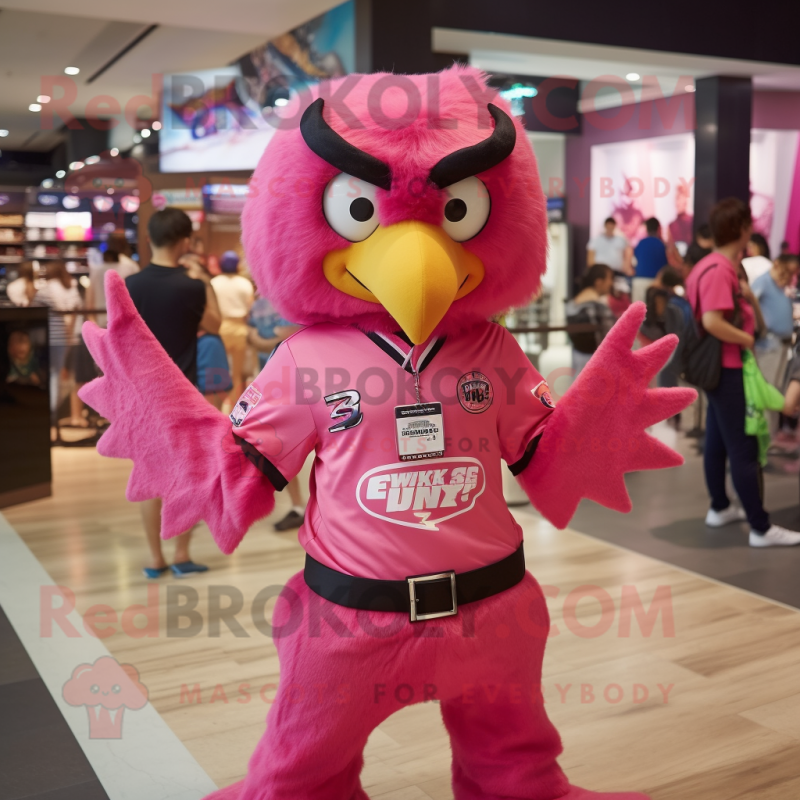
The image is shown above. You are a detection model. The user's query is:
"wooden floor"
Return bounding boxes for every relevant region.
[5,447,800,799]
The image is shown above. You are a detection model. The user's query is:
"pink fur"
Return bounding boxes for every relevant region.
[79,272,275,553]
[201,571,650,800]
[520,303,697,528]
[242,65,547,338]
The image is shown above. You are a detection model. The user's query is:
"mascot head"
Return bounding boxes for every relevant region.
[242,65,547,344]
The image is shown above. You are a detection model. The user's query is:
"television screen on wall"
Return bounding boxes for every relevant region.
[159,0,355,173]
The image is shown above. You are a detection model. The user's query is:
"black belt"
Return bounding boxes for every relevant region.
[304,544,526,623]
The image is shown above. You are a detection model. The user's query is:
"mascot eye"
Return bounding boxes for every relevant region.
[112,684,121,694]
[90,684,100,694]
[323,173,380,242]
[441,176,491,242]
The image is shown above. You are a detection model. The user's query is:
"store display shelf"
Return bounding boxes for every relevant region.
[25,238,107,243]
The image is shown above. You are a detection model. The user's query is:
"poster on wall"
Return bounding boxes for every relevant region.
[159,0,355,173]
[750,129,800,256]
[590,132,695,253]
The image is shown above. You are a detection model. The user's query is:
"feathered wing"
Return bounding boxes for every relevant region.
[78,270,275,553]
[518,302,696,529]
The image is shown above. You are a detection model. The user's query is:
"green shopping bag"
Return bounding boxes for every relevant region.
[742,350,785,466]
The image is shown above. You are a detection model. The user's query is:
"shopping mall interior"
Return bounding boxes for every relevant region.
[2,2,800,799]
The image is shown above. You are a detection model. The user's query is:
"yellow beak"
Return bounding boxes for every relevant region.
[322,221,484,345]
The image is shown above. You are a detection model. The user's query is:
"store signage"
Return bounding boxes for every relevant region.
[152,188,203,210]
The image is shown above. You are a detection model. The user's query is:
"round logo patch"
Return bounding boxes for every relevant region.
[458,371,493,414]
[533,380,556,409]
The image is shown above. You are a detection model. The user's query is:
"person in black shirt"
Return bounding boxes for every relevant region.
[125,208,221,578]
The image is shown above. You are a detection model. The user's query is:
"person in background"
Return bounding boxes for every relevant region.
[125,208,222,578]
[34,261,82,423]
[566,263,617,376]
[684,240,712,272]
[181,235,216,276]
[680,224,716,281]
[105,231,139,279]
[587,217,633,277]
[178,238,231,406]
[187,257,232,410]
[6,330,43,386]
[641,267,693,392]
[780,240,791,256]
[686,197,800,547]
[696,224,715,250]
[606,274,632,318]
[6,261,36,307]
[751,254,798,388]
[741,232,773,283]
[68,249,127,426]
[632,217,668,303]
[211,251,254,411]
[86,250,126,328]
[248,293,306,531]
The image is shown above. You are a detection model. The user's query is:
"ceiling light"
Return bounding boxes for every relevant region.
[0,130,8,137]
[685,84,696,93]
[41,179,54,188]
[626,72,640,82]
[29,103,42,112]
[110,147,119,157]
[69,161,84,170]
[55,170,66,178]
[37,95,51,104]
[64,66,80,76]
[133,134,142,143]
[274,97,289,107]
[141,129,151,138]
[85,155,100,165]
[152,121,162,131]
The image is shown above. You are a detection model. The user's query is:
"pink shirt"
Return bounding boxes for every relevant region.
[686,252,754,369]
[231,322,553,580]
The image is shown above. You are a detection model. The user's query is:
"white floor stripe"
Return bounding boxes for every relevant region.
[0,512,218,800]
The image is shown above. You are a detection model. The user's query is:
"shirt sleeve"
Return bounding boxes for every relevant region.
[496,328,556,473]
[230,339,318,490]
[751,274,767,302]
[697,265,735,316]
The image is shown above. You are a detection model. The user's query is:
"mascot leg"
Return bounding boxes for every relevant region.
[203,572,428,800]
[437,574,651,800]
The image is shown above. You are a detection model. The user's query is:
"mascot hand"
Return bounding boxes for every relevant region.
[79,271,275,553]
[519,302,696,529]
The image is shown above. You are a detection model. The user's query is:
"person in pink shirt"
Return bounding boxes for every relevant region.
[686,197,800,547]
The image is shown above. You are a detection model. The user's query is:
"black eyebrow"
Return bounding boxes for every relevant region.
[300,98,392,190]
[428,103,517,189]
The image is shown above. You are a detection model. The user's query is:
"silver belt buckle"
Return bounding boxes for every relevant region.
[407,571,457,622]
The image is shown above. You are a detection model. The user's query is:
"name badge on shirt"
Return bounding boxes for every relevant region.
[395,403,445,461]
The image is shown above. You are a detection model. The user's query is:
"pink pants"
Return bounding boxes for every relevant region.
[205,571,650,800]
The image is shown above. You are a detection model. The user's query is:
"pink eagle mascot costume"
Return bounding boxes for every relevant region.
[81,67,694,800]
